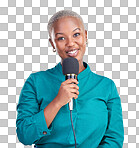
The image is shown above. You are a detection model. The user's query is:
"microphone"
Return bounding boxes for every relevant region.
[62,57,79,110]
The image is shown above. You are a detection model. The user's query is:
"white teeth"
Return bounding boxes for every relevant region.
[68,50,77,54]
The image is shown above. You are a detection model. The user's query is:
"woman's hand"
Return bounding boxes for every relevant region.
[55,78,79,107]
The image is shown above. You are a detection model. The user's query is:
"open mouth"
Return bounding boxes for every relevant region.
[66,49,79,57]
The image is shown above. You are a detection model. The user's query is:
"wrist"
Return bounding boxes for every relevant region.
[53,96,63,109]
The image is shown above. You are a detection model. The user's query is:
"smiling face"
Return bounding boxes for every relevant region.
[49,16,87,65]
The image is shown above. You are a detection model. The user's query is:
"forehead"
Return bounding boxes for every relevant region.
[52,16,84,32]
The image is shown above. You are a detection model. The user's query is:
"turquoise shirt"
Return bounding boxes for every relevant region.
[16,62,124,148]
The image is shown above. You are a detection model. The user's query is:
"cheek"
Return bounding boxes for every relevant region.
[77,37,86,46]
[55,41,65,50]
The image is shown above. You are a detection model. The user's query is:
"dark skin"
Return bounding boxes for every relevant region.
[49,16,87,74]
[44,16,87,128]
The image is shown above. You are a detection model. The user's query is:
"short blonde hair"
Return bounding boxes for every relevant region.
[47,10,84,38]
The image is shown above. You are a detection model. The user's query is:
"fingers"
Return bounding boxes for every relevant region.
[62,78,78,85]
[69,84,79,90]
[69,93,78,100]
[73,93,78,99]
[70,89,79,95]
[61,78,79,100]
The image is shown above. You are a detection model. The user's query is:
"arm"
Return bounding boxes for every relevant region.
[44,96,62,128]
[98,80,124,148]
[16,73,61,145]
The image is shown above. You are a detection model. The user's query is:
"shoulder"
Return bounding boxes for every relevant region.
[90,72,119,99]
[28,66,56,81]
[90,71,114,85]
[90,71,118,94]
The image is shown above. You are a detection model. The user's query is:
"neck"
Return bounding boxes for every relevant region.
[78,61,85,74]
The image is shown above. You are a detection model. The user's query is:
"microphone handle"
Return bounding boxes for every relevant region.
[69,98,73,110]
[65,74,78,110]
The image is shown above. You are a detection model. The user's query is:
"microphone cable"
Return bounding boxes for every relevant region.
[70,110,77,148]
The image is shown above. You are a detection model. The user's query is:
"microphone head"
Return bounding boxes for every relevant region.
[62,57,79,75]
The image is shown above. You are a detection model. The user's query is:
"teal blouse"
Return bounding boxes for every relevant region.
[16,62,124,148]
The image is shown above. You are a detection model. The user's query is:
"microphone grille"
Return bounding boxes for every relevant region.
[62,57,79,75]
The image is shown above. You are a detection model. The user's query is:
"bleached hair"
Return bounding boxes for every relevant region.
[47,10,84,39]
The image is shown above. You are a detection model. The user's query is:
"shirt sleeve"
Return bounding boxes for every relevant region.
[16,73,53,145]
[98,80,124,148]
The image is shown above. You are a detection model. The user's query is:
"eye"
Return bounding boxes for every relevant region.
[57,37,65,41]
[73,33,80,37]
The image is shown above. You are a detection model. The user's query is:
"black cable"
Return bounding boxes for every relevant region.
[70,110,77,148]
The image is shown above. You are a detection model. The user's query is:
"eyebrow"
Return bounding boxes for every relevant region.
[55,28,81,36]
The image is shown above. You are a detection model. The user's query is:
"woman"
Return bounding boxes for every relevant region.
[16,10,124,148]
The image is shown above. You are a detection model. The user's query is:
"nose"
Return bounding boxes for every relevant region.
[66,37,75,47]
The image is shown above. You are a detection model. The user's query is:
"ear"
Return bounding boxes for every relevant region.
[85,30,87,42]
[49,38,55,49]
